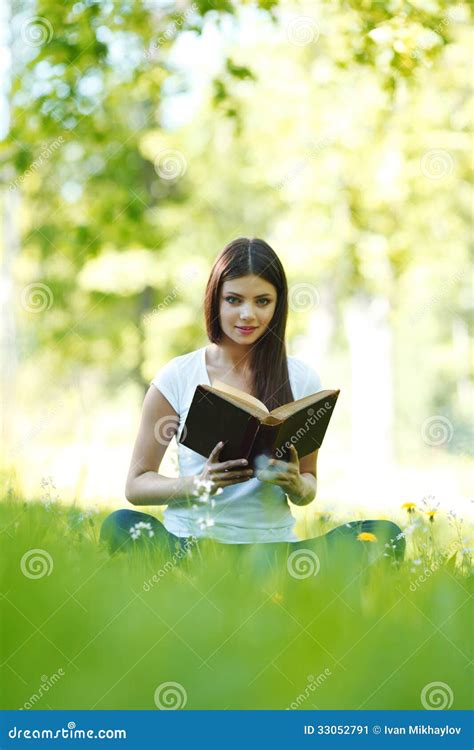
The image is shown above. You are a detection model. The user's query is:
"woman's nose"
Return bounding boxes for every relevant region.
[240,303,256,317]
[240,308,255,320]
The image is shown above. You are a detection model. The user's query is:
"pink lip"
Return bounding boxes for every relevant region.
[236,326,257,333]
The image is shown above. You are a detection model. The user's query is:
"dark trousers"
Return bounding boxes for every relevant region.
[99,508,405,565]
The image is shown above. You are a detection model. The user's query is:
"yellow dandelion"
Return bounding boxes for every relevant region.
[357,532,378,543]
[402,502,416,513]
[426,510,437,522]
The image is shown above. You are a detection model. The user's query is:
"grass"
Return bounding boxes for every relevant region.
[0,492,472,711]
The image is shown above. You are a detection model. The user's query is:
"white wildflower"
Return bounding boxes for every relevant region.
[421,494,438,509]
[129,521,155,540]
[192,477,213,501]
[192,478,223,502]
[197,516,215,530]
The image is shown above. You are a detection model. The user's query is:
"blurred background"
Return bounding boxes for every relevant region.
[1,0,472,531]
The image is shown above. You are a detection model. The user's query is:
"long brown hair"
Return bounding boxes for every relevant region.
[204,237,294,410]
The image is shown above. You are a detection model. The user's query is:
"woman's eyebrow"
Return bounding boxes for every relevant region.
[225,291,273,298]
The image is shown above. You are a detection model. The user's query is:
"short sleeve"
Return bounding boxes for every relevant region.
[292,360,322,400]
[150,359,180,413]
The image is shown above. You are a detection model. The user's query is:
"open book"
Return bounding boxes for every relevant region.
[178,379,340,469]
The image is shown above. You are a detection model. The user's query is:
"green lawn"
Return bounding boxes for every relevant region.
[0,497,472,711]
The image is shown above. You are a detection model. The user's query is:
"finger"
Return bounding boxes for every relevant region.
[289,444,300,464]
[267,458,290,472]
[256,470,290,484]
[211,470,253,481]
[212,458,249,471]
[208,440,226,462]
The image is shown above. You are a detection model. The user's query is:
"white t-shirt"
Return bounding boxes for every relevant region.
[150,346,322,544]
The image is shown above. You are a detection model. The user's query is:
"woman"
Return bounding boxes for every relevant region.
[100,237,405,566]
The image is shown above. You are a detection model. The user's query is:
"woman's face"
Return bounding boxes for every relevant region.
[219,274,278,345]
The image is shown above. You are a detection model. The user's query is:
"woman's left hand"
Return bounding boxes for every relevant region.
[256,445,305,499]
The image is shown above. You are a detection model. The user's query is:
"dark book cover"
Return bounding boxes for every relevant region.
[179,385,340,469]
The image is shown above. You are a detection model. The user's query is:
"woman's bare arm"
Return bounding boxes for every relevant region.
[125,385,196,506]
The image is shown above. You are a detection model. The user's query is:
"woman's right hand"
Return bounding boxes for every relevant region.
[196,441,254,495]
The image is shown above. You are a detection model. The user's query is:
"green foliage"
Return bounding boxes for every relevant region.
[0,497,472,709]
[2,0,472,459]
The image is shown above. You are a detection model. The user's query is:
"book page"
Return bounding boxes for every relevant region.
[269,390,339,420]
[211,379,269,413]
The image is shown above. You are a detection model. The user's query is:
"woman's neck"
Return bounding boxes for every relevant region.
[208,337,253,373]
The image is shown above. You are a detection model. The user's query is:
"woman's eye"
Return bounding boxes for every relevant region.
[224,296,271,305]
